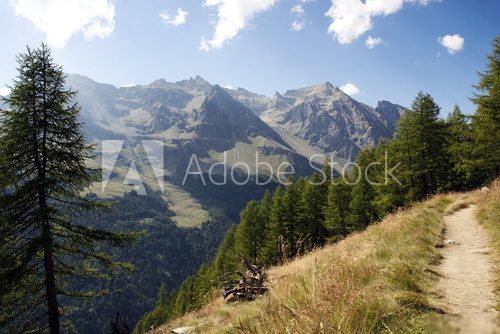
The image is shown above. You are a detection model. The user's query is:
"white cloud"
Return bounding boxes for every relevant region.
[11,0,115,48]
[438,34,464,54]
[121,83,137,88]
[290,2,309,33]
[365,36,382,49]
[160,8,188,26]
[340,82,360,96]
[200,0,277,51]
[159,10,170,22]
[0,87,11,96]
[291,4,304,15]
[325,0,433,44]
[223,85,234,90]
[290,20,304,31]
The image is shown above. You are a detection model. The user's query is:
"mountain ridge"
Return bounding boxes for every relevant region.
[65,74,403,226]
[66,73,404,162]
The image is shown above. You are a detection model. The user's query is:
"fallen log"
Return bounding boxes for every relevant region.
[222,259,268,302]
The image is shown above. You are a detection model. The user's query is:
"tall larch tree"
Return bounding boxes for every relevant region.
[393,92,448,199]
[0,44,136,334]
[282,179,300,258]
[324,177,352,240]
[263,187,287,264]
[297,174,327,248]
[371,139,407,215]
[389,109,419,200]
[470,35,500,184]
[446,105,473,190]
[349,148,378,230]
[234,200,266,263]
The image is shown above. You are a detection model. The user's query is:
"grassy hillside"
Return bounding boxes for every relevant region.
[476,180,500,313]
[153,194,460,333]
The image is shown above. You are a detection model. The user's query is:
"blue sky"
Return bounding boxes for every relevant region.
[1,0,499,115]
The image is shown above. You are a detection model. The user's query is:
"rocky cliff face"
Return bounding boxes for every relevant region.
[259,82,404,160]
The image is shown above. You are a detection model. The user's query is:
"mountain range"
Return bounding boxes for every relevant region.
[66,74,404,225]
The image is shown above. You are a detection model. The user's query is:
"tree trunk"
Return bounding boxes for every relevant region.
[42,226,60,334]
[39,55,59,334]
[32,61,60,334]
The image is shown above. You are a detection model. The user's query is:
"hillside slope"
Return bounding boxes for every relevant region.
[152,184,499,334]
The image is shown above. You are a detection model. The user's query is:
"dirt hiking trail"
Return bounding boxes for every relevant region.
[437,204,499,333]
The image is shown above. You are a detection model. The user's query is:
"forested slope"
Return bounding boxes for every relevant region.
[136,36,500,332]
[68,189,233,333]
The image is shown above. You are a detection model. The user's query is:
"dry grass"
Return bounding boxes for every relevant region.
[444,194,476,215]
[475,179,500,312]
[153,194,456,334]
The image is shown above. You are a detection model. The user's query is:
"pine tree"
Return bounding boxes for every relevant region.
[259,190,273,227]
[172,277,196,317]
[470,35,500,184]
[257,190,273,263]
[389,109,419,200]
[211,225,239,281]
[263,187,287,264]
[446,105,473,190]
[282,179,300,258]
[349,148,378,230]
[234,200,266,263]
[0,44,136,334]
[298,174,327,248]
[370,140,407,215]
[324,177,351,240]
[413,92,448,196]
[392,92,448,199]
[135,282,171,332]
[157,283,168,309]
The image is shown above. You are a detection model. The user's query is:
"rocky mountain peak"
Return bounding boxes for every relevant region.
[208,84,233,101]
[175,75,213,94]
[374,100,405,129]
[236,87,252,94]
[282,81,342,100]
[149,78,169,87]
[376,100,404,112]
[324,81,334,89]
[259,81,404,160]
